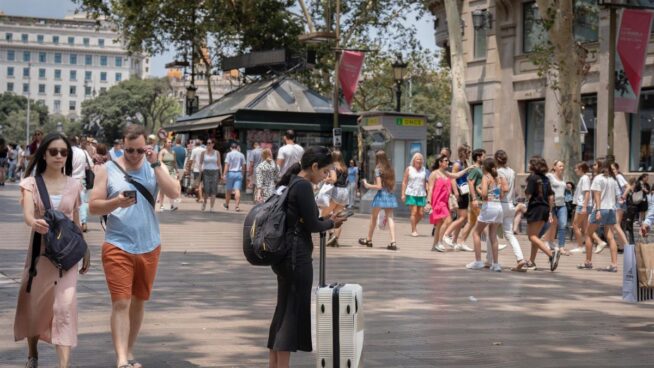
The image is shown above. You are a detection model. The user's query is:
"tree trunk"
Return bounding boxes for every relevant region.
[443,0,472,149]
[536,0,584,181]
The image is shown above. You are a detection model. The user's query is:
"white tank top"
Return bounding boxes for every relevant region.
[203,151,220,171]
[405,166,427,197]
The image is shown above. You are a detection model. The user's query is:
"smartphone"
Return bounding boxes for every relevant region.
[123,190,137,203]
[337,209,355,218]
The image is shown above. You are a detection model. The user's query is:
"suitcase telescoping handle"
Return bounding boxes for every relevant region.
[319,232,326,287]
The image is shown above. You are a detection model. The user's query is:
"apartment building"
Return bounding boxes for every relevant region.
[0,13,149,120]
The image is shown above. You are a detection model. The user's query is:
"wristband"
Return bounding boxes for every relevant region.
[150,161,162,168]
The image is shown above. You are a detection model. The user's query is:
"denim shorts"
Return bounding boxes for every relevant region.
[225,171,243,191]
[589,209,617,225]
[576,205,593,214]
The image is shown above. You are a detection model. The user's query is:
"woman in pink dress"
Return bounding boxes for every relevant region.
[14,132,90,368]
[426,155,472,252]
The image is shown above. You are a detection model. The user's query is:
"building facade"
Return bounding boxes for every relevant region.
[430,0,654,174]
[0,13,149,120]
[167,67,239,114]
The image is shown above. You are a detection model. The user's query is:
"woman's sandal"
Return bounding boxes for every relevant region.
[511,260,528,272]
[577,262,593,270]
[387,242,398,251]
[598,265,618,273]
[358,238,373,247]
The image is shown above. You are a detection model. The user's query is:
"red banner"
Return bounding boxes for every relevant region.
[615,9,654,113]
[338,51,365,106]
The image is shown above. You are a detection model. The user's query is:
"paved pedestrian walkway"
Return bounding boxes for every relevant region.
[0,183,653,367]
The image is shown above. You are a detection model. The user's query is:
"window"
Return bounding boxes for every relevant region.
[523,2,548,53]
[23,83,29,93]
[7,82,14,92]
[7,66,14,77]
[83,37,90,46]
[39,52,46,63]
[68,36,74,45]
[54,85,61,94]
[21,34,28,43]
[525,99,546,168]
[580,95,597,162]
[37,35,44,43]
[7,50,15,61]
[23,51,31,62]
[574,0,599,43]
[70,70,77,81]
[85,86,92,96]
[54,69,62,80]
[85,71,92,81]
[52,35,59,44]
[98,38,105,47]
[38,68,46,79]
[38,84,46,94]
[115,57,123,67]
[85,55,92,65]
[100,56,108,66]
[473,24,487,59]
[5,32,12,41]
[54,53,62,64]
[100,72,107,82]
[69,54,77,65]
[115,72,122,82]
[471,103,484,149]
[54,100,61,113]
[23,67,29,77]
[70,86,77,95]
[37,99,45,105]
[69,100,76,111]
[629,89,654,171]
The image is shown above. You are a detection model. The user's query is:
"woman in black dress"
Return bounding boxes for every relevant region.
[268,146,348,368]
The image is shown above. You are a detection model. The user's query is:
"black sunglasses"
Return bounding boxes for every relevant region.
[47,148,68,157]
[125,148,146,154]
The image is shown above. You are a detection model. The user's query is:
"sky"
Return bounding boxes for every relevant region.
[1,0,438,77]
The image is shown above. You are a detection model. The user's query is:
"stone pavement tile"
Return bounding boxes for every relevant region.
[2,184,654,367]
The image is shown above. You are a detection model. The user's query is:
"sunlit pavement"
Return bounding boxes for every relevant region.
[1,183,653,367]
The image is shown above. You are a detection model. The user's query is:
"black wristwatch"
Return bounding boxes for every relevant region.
[150,161,161,168]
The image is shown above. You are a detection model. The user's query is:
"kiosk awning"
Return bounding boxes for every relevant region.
[167,115,230,132]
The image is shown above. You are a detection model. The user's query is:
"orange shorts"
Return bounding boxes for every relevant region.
[102,243,161,302]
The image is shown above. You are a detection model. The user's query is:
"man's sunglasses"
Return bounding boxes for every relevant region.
[125,148,146,154]
[47,148,68,157]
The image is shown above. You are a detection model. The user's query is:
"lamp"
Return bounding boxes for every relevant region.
[472,9,492,30]
[186,84,199,115]
[435,121,443,153]
[391,55,408,112]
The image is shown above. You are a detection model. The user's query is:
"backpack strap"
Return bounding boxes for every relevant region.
[27,175,51,293]
[109,160,156,208]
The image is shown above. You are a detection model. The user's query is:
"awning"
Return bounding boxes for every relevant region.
[167,115,230,132]
[234,119,358,132]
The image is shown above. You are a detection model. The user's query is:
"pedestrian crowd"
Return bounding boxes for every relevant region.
[4,123,653,368]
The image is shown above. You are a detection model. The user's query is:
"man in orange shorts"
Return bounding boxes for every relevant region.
[90,124,180,368]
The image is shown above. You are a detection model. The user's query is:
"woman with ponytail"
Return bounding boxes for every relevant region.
[268,146,348,368]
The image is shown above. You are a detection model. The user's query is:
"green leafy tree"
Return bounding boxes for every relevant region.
[0,93,49,144]
[80,77,180,142]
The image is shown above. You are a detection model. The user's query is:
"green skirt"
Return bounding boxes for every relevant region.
[405,195,426,207]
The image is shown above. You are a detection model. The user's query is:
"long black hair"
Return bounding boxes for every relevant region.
[278,146,332,187]
[24,132,73,177]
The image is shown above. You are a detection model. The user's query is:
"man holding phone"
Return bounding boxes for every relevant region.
[89,124,180,368]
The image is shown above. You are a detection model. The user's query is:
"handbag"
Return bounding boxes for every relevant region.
[636,242,654,288]
[449,193,459,210]
[458,182,470,195]
[315,183,334,208]
[377,210,387,230]
[623,244,638,303]
[83,152,95,189]
[632,190,644,204]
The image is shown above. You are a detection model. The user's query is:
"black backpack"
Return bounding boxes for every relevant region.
[27,175,88,293]
[243,178,301,266]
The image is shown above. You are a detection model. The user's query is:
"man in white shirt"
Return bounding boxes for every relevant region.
[222,142,246,211]
[71,136,93,232]
[188,139,206,201]
[109,139,124,160]
[276,130,304,177]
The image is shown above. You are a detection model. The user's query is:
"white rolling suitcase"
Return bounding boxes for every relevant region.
[316,232,364,368]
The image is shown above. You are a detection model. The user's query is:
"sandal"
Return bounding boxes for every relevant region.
[577,262,593,270]
[25,357,38,368]
[358,238,373,247]
[598,265,618,273]
[511,260,528,272]
[128,360,143,368]
[235,207,241,212]
[387,242,398,251]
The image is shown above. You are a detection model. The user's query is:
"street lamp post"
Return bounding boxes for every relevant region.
[25,62,31,146]
[392,55,408,112]
[435,121,443,153]
[186,84,199,115]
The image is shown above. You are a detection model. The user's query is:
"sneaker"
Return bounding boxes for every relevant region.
[25,357,38,368]
[569,247,586,254]
[442,235,454,247]
[546,241,556,250]
[490,263,502,272]
[466,260,485,270]
[457,243,474,252]
[432,243,447,252]
[594,241,607,254]
[525,261,537,271]
[201,203,206,212]
[327,236,338,247]
[550,248,561,272]
[498,243,507,251]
